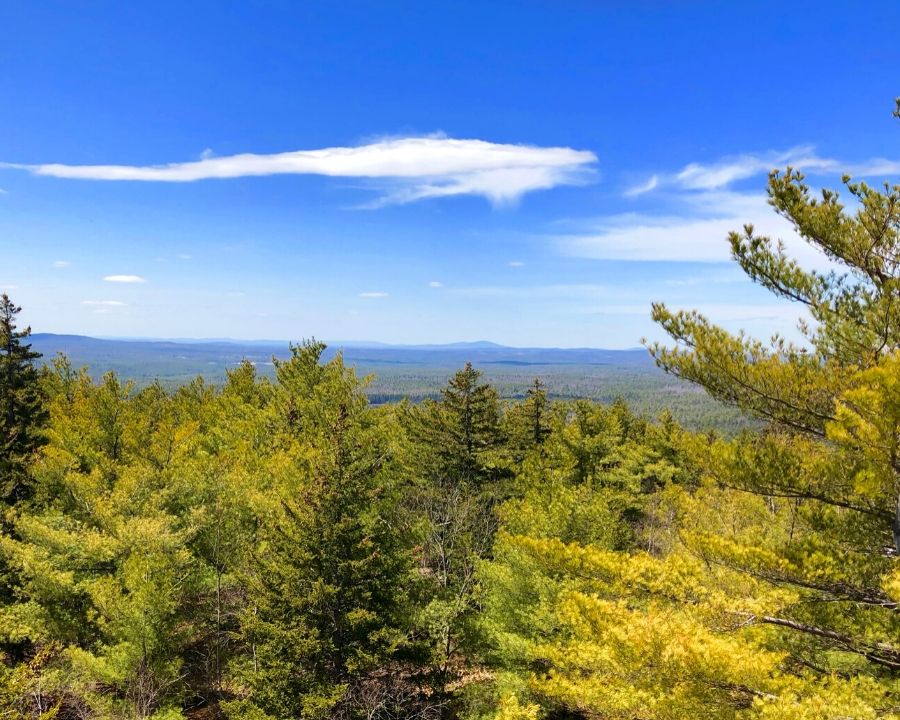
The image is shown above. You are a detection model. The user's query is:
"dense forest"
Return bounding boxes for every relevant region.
[1,125,899,719]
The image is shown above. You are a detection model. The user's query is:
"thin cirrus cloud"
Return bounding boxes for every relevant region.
[625,144,899,196]
[52,260,71,268]
[359,291,389,298]
[558,191,836,270]
[428,281,443,288]
[623,174,659,197]
[564,143,900,266]
[104,274,146,283]
[4,136,598,207]
[81,300,126,307]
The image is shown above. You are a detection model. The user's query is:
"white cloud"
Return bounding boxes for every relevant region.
[844,158,900,176]
[557,191,835,269]
[359,291,389,298]
[507,260,525,267]
[52,260,71,268]
[428,281,443,288]
[663,268,746,287]
[0,188,7,195]
[6,136,597,206]
[453,283,616,300]
[104,274,146,283]
[176,253,192,260]
[81,300,126,307]
[623,174,658,197]
[0,283,18,291]
[673,146,837,190]
[630,145,898,196]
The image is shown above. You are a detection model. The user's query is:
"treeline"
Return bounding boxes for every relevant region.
[2,117,900,719]
[0,314,692,719]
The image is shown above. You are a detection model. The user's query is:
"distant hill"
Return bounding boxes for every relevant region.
[29,333,655,372]
[27,333,748,432]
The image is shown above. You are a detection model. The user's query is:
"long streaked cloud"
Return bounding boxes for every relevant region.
[673,146,836,190]
[623,174,659,197]
[104,274,146,283]
[571,141,900,265]
[558,191,835,268]
[359,291,389,298]
[4,136,597,206]
[81,300,126,307]
[628,145,898,196]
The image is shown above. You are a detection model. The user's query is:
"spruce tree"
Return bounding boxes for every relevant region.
[0,294,47,503]
[417,362,504,487]
[241,342,415,720]
[401,364,506,692]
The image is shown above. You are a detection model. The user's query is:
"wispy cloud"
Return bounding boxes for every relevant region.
[81,300,126,306]
[176,253,192,260]
[359,291,389,298]
[428,281,443,288]
[5,136,598,206]
[586,142,900,264]
[104,274,146,283]
[557,191,834,268]
[623,174,658,197]
[628,145,898,196]
[453,283,616,300]
[673,146,836,190]
[507,260,525,267]
[52,260,71,268]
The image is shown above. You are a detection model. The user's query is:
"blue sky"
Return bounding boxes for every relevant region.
[1,1,898,347]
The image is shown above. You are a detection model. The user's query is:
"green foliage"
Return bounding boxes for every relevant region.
[0,293,47,504]
[1,119,898,720]
[241,342,418,720]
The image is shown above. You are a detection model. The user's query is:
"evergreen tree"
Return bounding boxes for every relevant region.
[238,342,417,720]
[502,379,552,463]
[523,379,550,448]
[429,362,504,486]
[637,101,900,707]
[0,294,47,503]
[401,364,507,695]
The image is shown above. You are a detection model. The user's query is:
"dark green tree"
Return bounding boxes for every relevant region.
[0,294,47,504]
[400,364,507,696]
[412,362,504,488]
[502,379,553,462]
[240,342,417,720]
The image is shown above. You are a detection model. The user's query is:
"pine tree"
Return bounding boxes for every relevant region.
[524,379,550,448]
[401,364,506,693]
[239,342,416,720]
[0,294,47,503]
[643,101,900,695]
[502,379,553,463]
[431,362,504,486]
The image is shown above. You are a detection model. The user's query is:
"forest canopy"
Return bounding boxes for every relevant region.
[0,103,898,720]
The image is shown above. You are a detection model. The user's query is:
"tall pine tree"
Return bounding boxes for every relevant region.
[237,342,417,720]
[0,294,47,504]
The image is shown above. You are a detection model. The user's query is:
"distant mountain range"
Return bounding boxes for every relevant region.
[25,334,750,432]
[29,333,653,371]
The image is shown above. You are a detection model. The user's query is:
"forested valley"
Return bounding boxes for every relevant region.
[1,146,898,720]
